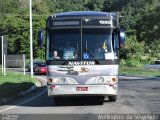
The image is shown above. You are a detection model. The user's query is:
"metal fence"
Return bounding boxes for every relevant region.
[1,54,26,76]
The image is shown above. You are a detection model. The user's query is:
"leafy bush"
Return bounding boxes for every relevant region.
[120,35,147,66]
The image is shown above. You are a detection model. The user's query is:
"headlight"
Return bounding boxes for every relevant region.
[48,78,66,84]
[48,77,79,84]
[96,77,111,84]
[97,77,104,83]
[53,78,59,83]
[60,78,66,83]
[86,76,117,84]
[105,77,111,82]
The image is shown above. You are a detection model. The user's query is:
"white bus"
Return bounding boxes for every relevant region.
[38,11,125,103]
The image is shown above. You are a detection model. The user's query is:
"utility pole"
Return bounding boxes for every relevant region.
[29,0,33,77]
[1,36,4,73]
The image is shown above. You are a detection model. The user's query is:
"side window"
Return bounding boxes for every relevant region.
[112,30,119,57]
[46,31,51,60]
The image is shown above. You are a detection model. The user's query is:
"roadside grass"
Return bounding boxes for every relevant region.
[119,67,160,77]
[0,72,37,99]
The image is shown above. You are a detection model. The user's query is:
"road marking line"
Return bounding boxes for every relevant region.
[0,89,47,113]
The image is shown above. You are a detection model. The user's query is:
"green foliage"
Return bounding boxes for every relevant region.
[103,0,131,12]
[0,0,159,65]
[0,0,48,59]
[84,0,105,11]
[0,0,19,16]
[121,0,160,61]
[120,35,147,67]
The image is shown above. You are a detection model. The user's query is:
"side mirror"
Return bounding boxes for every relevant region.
[119,28,125,48]
[37,30,44,48]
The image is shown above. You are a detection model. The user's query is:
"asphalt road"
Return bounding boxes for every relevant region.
[0,76,160,120]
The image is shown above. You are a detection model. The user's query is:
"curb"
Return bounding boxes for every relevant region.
[34,76,47,86]
[0,83,38,105]
[19,85,37,96]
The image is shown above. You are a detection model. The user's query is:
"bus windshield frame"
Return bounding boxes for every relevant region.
[47,28,113,61]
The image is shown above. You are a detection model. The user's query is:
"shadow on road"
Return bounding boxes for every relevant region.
[1,86,106,107]
[0,82,35,102]
[52,96,104,106]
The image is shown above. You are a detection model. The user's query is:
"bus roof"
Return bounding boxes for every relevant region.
[50,11,118,18]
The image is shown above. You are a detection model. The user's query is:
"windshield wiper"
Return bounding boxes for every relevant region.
[62,60,68,65]
[87,51,100,65]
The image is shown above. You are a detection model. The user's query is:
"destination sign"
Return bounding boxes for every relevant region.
[52,20,80,26]
[50,19,117,27]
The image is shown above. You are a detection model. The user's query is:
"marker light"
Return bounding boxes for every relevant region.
[112,77,116,82]
[48,78,52,83]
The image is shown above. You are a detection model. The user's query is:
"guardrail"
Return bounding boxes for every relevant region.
[1,54,26,76]
[144,64,160,69]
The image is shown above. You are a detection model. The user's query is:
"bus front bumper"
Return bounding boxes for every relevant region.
[48,84,118,97]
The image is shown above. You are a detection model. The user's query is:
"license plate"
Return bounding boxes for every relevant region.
[76,87,88,91]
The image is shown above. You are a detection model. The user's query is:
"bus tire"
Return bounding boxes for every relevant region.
[108,96,117,102]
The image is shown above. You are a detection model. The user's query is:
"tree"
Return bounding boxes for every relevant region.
[0,0,159,61]
[0,0,49,59]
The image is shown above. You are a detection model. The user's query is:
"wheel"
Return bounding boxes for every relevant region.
[97,96,104,105]
[108,96,117,102]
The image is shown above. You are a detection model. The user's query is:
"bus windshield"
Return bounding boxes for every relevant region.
[82,28,112,60]
[47,28,112,61]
